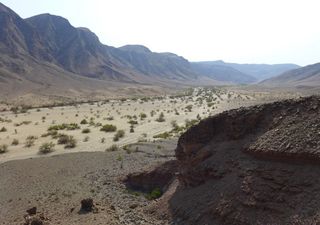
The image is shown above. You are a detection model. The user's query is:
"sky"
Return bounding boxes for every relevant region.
[2,0,320,66]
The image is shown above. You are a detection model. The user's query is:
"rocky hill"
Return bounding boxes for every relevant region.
[126,96,320,224]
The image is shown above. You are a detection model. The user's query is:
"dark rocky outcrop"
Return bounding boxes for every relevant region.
[146,96,320,224]
[124,160,178,193]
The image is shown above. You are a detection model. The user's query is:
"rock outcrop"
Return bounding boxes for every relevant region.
[165,96,320,224]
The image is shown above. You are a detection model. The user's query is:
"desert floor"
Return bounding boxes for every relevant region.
[0,87,286,163]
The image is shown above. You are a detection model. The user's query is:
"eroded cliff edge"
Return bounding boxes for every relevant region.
[134,96,320,225]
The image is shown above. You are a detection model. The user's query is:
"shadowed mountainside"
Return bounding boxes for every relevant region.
[261,63,320,88]
[170,95,320,224]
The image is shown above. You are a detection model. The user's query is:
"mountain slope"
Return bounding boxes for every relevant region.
[202,60,300,81]
[261,63,320,87]
[191,62,257,84]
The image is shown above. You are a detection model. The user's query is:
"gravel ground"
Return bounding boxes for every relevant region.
[0,140,177,225]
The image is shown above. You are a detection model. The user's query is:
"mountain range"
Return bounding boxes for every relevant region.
[1,2,317,102]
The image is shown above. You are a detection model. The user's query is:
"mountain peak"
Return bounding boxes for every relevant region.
[119,45,152,53]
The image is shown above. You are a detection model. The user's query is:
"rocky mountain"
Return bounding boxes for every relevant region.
[0,2,301,102]
[201,60,300,81]
[261,62,320,87]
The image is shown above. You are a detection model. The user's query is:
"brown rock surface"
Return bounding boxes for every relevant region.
[163,96,320,224]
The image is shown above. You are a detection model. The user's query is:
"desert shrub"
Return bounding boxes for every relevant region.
[0,144,8,154]
[82,128,91,133]
[57,135,76,148]
[39,142,55,154]
[139,113,147,120]
[130,126,134,133]
[100,137,106,143]
[153,132,171,139]
[113,130,125,142]
[185,119,199,129]
[48,123,80,131]
[128,120,138,125]
[100,124,117,132]
[0,127,7,132]
[25,136,37,147]
[11,139,19,146]
[80,119,88,124]
[65,136,77,148]
[155,112,165,122]
[106,116,114,121]
[106,144,119,152]
[41,130,58,138]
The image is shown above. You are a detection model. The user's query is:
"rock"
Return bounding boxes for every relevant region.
[80,198,94,212]
[26,207,37,215]
[30,218,44,225]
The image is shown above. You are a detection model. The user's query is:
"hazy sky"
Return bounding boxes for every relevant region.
[2,0,320,66]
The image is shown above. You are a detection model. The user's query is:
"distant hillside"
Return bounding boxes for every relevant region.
[0,2,303,102]
[201,60,300,81]
[191,62,257,84]
[261,63,320,87]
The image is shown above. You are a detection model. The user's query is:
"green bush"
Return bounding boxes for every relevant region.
[39,142,55,154]
[100,124,117,132]
[146,188,162,200]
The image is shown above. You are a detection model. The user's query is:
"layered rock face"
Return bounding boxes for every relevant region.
[169,96,320,225]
